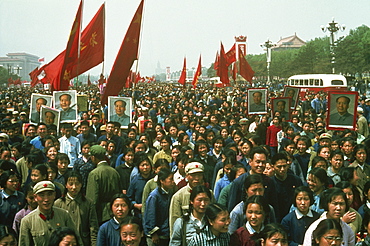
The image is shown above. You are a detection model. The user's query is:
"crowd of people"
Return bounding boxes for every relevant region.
[1,83,370,246]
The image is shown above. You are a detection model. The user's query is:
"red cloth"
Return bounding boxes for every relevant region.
[178,57,186,86]
[29,67,40,87]
[238,45,255,83]
[101,0,144,105]
[192,55,201,88]
[266,124,282,147]
[225,43,236,66]
[218,42,229,86]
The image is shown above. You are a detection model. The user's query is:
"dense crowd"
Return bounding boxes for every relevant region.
[1,83,370,246]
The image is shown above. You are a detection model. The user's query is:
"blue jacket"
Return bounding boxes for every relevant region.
[97,219,120,246]
[144,187,172,237]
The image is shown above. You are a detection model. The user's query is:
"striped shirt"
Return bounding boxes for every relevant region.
[188,225,230,246]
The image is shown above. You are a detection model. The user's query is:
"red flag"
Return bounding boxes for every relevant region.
[38,57,45,62]
[238,45,255,83]
[178,57,187,86]
[7,78,13,86]
[218,42,229,86]
[14,78,21,85]
[135,72,141,84]
[101,0,144,105]
[232,62,237,81]
[192,55,201,89]
[29,67,40,87]
[214,51,219,71]
[225,44,236,66]
[58,0,83,91]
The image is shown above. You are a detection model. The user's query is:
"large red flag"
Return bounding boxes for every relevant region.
[218,42,229,86]
[39,3,105,89]
[238,45,254,83]
[29,67,39,87]
[101,0,144,105]
[192,55,201,89]
[58,0,83,91]
[232,62,237,81]
[178,57,186,86]
[225,44,236,66]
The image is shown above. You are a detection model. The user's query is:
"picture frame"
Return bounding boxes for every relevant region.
[29,93,53,124]
[40,106,61,132]
[283,86,300,110]
[77,95,88,112]
[247,88,268,114]
[53,90,78,123]
[271,97,291,120]
[327,91,358,130]
[108,96,132,128]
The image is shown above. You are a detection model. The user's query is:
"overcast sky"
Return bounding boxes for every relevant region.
[1,0,369,77]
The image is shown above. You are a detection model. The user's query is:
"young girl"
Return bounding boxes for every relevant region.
[253,223,288,246]
[327,150,344,185]
[127,152,154,217]
[266,116,282,157]
[45,145,58,164]
[120,216,144,246]
[307,167,327,214]
[340,167,362,210]
[144,168,175,245]
[55,153,70,186]
[173,153,188,186]
[153,135,172,164]
[293,136,312,179]
[115,148,135,194]
[188,203,230,246]
[98,194,132,246]
[230,195,270,246]
[214,157,235,201]
[54,171,99,246]
[281,186,320,246]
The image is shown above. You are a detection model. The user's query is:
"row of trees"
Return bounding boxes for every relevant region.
[208,25,370,80]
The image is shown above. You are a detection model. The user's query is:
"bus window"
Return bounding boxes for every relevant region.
[299,79,303,86]
[314,79,319,86]
[331,80,343,85]
[304,79,309,86]
[309,79,314,85]
[319,79,323,86]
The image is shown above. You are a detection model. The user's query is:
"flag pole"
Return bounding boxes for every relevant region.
[76,0,83,87]
[101,1,106,78]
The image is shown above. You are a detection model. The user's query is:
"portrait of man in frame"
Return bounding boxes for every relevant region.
[108,96,132,128]
[327,92,357,129]
[53,90,78,123]
[30,94,53,124]
[248,88,267,114]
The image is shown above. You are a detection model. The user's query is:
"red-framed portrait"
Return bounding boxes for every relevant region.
[247,88,268,115]
[326,91,358,130]
[283,86,300,110]
[271,97,291,120]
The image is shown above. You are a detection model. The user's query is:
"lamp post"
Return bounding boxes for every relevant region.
[321,18,345,74]
[260,39,276,83]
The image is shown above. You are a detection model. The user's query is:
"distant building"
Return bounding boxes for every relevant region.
[0,53,40,81]
[272,33,306,51]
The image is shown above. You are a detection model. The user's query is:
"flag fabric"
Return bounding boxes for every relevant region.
[232,62,237,81]
[214,51,219,72]
[225,44,236,66]
[192,55,201,89]
[238,45,255,83]
[101,0,144,105]
[7,78,13,86]
[135,72,141,84]
[29,67,40,87]
[178,57,186,86]
[218,42,230,86]
[39,3,105,90]
[38,57,45,63]
[58,0,83,91]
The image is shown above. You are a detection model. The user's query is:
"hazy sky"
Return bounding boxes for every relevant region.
[1,0,369,77]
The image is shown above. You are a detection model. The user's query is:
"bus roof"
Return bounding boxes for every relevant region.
[288,74,346,81]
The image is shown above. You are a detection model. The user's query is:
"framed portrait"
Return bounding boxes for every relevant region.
[29,93,53,124]
[40,106,61,132]
[247,88,268,114]
[283,86,300,110]
[271,97,291,120]
[327,91,358,130]
[108,96,132,128]
[77,95,88,112]
[53,90,78,123]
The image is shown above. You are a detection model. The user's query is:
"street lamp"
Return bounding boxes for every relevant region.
[13,65,22,75]
[260,39,276,83]
[321,18,345,74]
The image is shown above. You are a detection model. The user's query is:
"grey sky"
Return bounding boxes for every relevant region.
[1,0,369,77]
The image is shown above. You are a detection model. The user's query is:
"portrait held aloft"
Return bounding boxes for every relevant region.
[271,97,291,120]
[30,94,53,124]
[248,88,267,114]
[327,92,357,130]
[40,106,61,131]
[283,86,300,109]
[53,91,78,123]
[108,96,132,128]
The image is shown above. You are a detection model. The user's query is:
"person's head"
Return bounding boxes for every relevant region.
[89,145,107,164]
[0,225,17,246]
[312,156,328,170]
[0,170,19,195]
[307,167,328,194]
[47,164,58,181]
[276,100,286,112]
[64,171,83,198]
[59,94,72,110]
[44,111,55,125]
[249,147,268,175]
[189,185,212,216]
[254,223,288,246]
[134,152,152,177]
[37,123,48,138]
[244,195,270,232]
[157,168,175,191]
[195,140,209,158]
[30,164,48,184]
[271,153,288,180]
[320,188,348,220]
[312,219,343,246]
[353,144,367,165]
[317,145,331,161]
[56,153,70,174]
[296,136,310,154]
[48,226,79,246]
[335,181,354,206]
[287,89,295,98]
[336,96,350,115]
[33,181,56,214]
[120,216,143,246]
[293,186,314,215]
[185,162,204,188]
[339,167,359,186]
[35,97,47,112]
[114,100,126,116]
[329,150,344,172]
[244,174,265,200]
[160,135,172,151]
[340,137,355,156]
[205,203,230,236]
[253,91,263,104]
[110,193,132,222]
[80,121,90,136]
[123,148,134,166]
